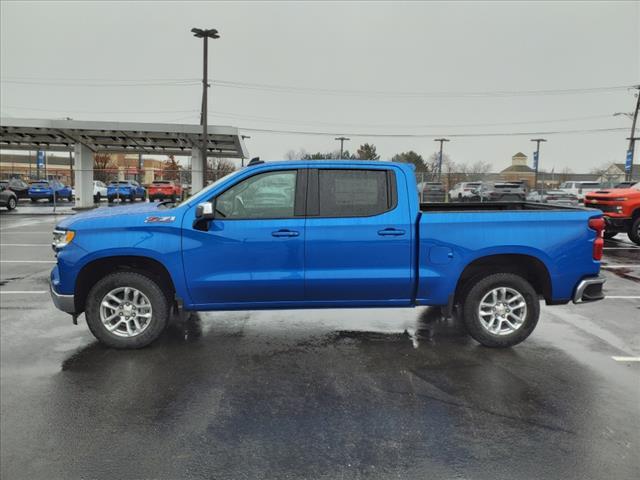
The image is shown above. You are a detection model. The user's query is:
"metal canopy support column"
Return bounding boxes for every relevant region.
[74,143,94,209]
[191,148,204,194]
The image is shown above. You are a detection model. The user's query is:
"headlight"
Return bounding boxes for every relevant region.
[52,229,75,250]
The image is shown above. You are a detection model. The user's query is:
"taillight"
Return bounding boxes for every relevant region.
[588,217,605,260]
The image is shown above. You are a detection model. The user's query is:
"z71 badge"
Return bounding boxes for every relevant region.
[144,216,176,223]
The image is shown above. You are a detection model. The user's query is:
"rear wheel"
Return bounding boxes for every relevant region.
[85,272,170,349]
[629,216,640,246]
[461,272,540,348]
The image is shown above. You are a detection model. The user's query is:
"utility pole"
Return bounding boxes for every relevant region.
[530,138,547,192]
[335,136,350,159]
[192,27,220,183]
[434,138,449,181]
[626,86,640,180]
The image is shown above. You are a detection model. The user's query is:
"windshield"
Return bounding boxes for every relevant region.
[152,181,171,185]
[176,170,239,208]
[109,181,130,185]
[30,182,49,187]
[580,182,600,188]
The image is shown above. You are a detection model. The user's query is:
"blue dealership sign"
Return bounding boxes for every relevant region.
[533,151,538,170]
[36,150,46,168]
[625,149,633,172]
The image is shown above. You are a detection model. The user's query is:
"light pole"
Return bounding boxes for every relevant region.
[335,136,350,159]
[434,138,449,181]
[191,27,220,182]
[530,138,547,192]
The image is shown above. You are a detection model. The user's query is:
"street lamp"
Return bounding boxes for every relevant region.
[191,27,220,180]
[530,138,547,192]
[434,138,449,181]
[335,136,350,159]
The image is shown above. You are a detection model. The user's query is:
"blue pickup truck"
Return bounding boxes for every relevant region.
[50,160,606,349]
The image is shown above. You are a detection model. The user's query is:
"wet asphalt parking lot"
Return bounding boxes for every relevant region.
[1,212,639,480]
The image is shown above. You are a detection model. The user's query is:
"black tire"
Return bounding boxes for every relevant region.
[461,272,540,348]
[67,194,73,202]
[108,196,114,204]
[94,193,101,203]
[170,194,176,202]
[48,195,54,203]
[628,216,640,246]
[603,230,618,240]
[30,198,37,203]
[85,271,170,349]
[7,197,17,210]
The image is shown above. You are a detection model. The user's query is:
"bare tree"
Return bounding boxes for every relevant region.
[93,153,116,182]
[208,158,236,182]
[162,155,181,181]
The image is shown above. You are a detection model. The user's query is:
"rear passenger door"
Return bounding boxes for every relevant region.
[304,167,413,305]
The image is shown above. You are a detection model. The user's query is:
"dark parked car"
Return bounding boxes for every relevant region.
[420,181,446,202]
[0,178,29,198]
[0,183,18,210]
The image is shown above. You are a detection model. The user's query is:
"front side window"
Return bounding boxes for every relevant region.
[318,169,392,217]
[215,170,297,219]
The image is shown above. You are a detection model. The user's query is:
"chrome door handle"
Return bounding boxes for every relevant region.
[272,229,300,237]
[378,228,406,236]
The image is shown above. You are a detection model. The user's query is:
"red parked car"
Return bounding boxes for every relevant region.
[148,180,183,202]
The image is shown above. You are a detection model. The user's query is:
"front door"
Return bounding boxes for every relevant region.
[183,169,306,307]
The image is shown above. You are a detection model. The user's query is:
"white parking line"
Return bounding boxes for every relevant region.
[605,296,640,299]
[603,247,640,250]
[0,244,50,247]
[601,264,640,268]
[612,356,640,362]
[0,260,55,263]
[0,231,52,234]
[0,291,47,294]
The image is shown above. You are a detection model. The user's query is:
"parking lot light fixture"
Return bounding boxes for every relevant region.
[191,27,220,181]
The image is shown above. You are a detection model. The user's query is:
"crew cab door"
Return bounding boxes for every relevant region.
[304,167,413,304]
[182,169,306,307]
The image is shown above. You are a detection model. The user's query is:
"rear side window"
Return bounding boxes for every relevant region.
[316,169,394,217]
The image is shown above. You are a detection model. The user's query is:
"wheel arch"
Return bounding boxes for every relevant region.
[74,255,176,313]
[454,253,552,305]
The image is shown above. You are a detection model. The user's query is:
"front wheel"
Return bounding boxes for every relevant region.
[461,273,540,348]
[85,272,170,349]
[603,230,618,240]
[629,216,640,246]
[7,197,17,210]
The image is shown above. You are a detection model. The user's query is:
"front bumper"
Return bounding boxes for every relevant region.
[50,281,76,314]
[573,275,606,304]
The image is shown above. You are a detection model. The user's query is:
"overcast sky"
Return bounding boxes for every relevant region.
[1,1,638,172]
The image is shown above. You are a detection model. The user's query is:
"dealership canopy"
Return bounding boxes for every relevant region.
[0,117,248,158]
[0,117,249,208]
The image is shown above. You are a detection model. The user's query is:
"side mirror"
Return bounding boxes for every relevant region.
[195,202,215,220]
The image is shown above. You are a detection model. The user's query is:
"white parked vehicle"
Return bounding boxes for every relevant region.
[449,182,482,201]
[558,181,601,200]
[93,180,108,202]
[526,190,579,206]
